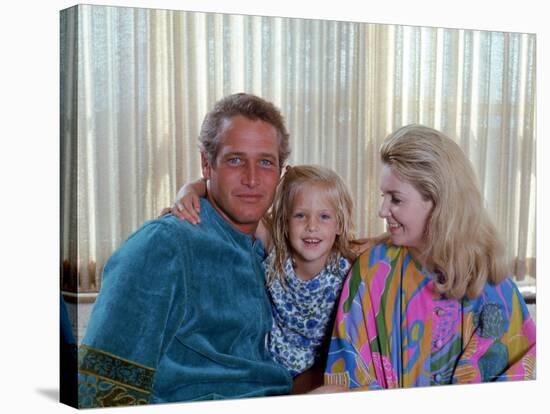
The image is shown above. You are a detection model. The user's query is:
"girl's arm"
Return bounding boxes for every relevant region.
[350,233,390,256]
[169,178,207,224]
[166,179,273,250]
[349,238,373,256]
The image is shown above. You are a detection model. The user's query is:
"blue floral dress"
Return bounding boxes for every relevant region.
[265,251,351,376]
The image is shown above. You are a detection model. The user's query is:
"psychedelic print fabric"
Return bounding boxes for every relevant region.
[324,242,536,390]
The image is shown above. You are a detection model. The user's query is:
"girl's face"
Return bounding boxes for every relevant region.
[288,185,339,280]
[378,164,433,257]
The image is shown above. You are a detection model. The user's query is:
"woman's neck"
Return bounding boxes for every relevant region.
[408,246,428,269]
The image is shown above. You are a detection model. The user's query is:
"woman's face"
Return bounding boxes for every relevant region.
[378,164,433,256]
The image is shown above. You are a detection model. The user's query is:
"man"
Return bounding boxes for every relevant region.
[77,93,293,407]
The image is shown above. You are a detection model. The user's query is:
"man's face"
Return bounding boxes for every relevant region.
[202,115,281,235]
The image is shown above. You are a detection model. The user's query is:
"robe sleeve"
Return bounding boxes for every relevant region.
[77,221,188,407]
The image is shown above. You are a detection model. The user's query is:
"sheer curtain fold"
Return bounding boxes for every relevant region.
[61,5,536,293]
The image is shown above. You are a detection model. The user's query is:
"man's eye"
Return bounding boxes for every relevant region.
[391,197,402,205]
[259,159,274,167]
[227,158,242,166]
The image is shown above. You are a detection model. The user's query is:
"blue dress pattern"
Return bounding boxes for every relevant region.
[265,251,351,376]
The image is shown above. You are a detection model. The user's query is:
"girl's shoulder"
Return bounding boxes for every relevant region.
[335,254,352,276]
[263,249,284,287]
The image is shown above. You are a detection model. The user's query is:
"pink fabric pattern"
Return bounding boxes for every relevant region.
[324,243,536,390]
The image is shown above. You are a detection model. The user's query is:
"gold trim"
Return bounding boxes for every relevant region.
[324,372,350,387]
[79,369,152,395]
[79,345,155,371]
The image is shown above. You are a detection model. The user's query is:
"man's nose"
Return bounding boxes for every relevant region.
[242,163,259,187]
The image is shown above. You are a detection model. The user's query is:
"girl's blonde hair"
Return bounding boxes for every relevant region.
[380,124,508,299]
[267,165,356,286]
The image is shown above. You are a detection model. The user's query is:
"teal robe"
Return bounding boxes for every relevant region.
[78,198,292,407]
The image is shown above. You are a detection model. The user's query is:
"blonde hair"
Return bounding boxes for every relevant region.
[380,124,508,299]
[267,165,356,286]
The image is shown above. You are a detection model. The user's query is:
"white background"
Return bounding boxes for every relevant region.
[0,0,547,413]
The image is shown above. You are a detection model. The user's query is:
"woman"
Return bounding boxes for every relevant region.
[323,124,535,390]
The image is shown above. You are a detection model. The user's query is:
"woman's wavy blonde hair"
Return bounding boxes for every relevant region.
[266,165,356,286]
[380,124,509,299]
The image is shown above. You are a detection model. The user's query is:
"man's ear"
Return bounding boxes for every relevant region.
[201,152,212,180]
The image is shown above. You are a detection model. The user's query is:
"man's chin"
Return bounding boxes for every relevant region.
[234,213,264,226]
[225,205,265,223]
[234,204,269,220]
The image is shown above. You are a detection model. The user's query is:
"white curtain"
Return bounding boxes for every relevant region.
[60,5,536,293]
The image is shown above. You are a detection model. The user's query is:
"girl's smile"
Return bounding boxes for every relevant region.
[288,185,340,280]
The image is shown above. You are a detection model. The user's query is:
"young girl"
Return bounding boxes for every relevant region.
[170,165,358,378]
[323,125,536,390]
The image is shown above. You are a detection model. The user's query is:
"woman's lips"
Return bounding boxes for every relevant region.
[387,221,401,233]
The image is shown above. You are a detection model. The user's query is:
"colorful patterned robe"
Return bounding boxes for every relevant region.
[324,243,536,389]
